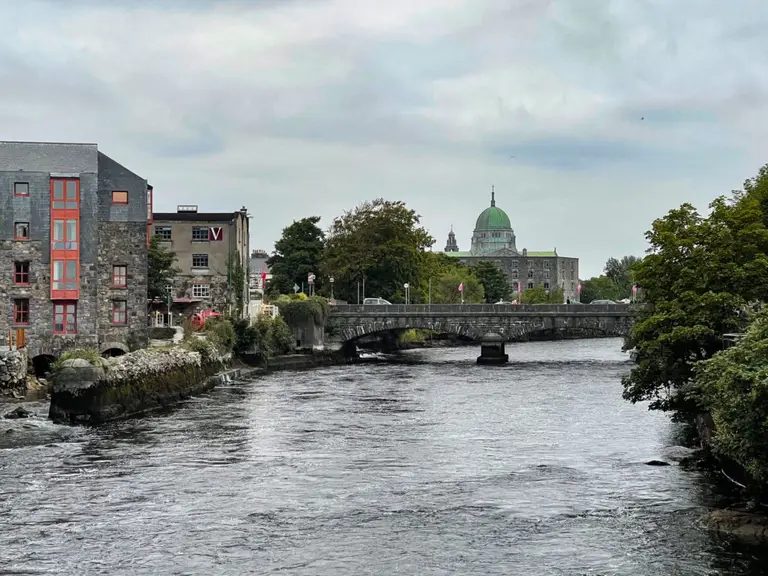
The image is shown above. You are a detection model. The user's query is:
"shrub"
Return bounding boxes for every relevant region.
[276,296,330,328]
[204,318,236,354]
[398,329,425,345]
[52,348,103,373]
[183,337,219,365]
[150,327,176,340]
[269,317,294,355]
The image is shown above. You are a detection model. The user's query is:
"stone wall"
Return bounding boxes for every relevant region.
[49,345,229,424]
[0,349,27,396]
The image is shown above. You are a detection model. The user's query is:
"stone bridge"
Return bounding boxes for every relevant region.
[328,304,634,343]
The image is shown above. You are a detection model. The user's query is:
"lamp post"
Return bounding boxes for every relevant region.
[404,283,410,305]
[165,285,173,327]
[329,276,334,301]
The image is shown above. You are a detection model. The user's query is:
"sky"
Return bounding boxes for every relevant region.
[1,0,767,278]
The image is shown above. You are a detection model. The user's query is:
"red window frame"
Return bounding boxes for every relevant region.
[13,262,29,285]
[13,299,29,325]
[111,300,128,325]
[50,179,80,301]
[14,222,29,240]
[112,191,128,205]
[53,302,77,334]
[112,265,127,287]
[14,182,29,197]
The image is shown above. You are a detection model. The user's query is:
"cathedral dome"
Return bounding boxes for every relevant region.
[474,188,511,230]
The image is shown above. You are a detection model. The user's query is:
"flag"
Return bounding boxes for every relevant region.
[632,284,637,293]
[577,282,582,294]
[458,282,463,292]
[261,270,267,287]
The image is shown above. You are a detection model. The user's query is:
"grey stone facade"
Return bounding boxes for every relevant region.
[0,349,27,396]
[0,142,150,359]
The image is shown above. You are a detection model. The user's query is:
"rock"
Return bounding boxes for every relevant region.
[704,509,768,543]
[646,460,671,466]
[3,406,31,419]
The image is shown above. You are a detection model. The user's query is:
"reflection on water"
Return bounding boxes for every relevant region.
[1,338,766,575]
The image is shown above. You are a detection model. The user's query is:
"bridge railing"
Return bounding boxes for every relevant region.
[330,303,633,314]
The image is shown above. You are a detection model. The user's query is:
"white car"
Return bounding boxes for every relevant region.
[363,297,392,305]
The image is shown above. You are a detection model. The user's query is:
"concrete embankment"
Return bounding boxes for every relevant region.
[49,347,233,424]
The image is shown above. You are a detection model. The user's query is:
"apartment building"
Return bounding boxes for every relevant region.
[151,206,250,317]
[0,141,151,359]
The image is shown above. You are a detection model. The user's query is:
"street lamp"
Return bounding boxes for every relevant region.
[329,276,334,301]
[404,283,410,305]
[165,285,173,327]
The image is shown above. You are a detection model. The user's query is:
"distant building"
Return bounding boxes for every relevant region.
[151,205,250,317]
[0,140,151,358]
[248,249,271,293]
[444,188,580,302]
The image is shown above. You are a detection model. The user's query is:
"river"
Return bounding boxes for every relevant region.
[1,338,766,575]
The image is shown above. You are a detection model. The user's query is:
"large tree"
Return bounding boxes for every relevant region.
[520,285,564,304]
[604,255,642,299]
[148,235,179,301]
[431,270,484,304]
[266,216,325,295]
[579,275,619,303]
[623,164,768,417]
[321,199,434,303]
[473,261,511,303]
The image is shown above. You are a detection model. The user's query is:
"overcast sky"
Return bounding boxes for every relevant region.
[2,0,766,277]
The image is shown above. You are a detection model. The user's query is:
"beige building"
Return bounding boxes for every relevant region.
[444,190,580,302]
[152,205,250,317]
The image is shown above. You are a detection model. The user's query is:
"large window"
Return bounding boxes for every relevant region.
[53,302,77,334]
[112,301,127,325]
[192,227,209,242]
[14,262,29,285]
[52,179,78,209]
[192,284,210,298]
[192,254,209,269]
[112,191,128,204]
[53,260,78,291]
[155,226,172,240]
[52,219,78,250]
[13,299,29,325]
[112,265,127,287]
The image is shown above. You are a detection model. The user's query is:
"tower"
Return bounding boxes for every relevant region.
[444,225,459,252]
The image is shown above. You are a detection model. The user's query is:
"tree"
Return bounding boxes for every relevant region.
[266,216,325,296]
[473,261,511,303]
[579,276,619,303]
[432,271,484,304]
[622,164,768,417]
[321,199,434,303]
[604,255,642,299]
[520,286,564,304]
[148,235,179,301]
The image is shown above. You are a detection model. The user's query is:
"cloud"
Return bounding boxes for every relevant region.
[0,0,767,277]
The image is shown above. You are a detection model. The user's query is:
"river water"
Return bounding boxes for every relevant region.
[1,339,766,575]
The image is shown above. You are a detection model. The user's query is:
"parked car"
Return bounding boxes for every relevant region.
[589,299,617,305]
[363,297,392,305]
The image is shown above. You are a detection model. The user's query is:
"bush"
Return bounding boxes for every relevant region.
[150,327,176,340]
[231,316,295,359]
[182,337,219,365]
[398,329,425,345]
[276,296,330,328]
[204,318,236,354]
[52,348,103,373]
[269,317,294,355]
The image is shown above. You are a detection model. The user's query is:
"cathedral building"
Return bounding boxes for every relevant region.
[443,188,580,302]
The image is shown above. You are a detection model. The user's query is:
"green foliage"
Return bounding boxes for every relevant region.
[604,255,641,298]
[267,216,325,295]
[204,318,236,354]
[231,316,294,359]
[53,348,103,372]
[431,270,484,304]
[696,310,768,483]
[269,317,294,355]
[321,199,434,303]
[473,261,511,303]
[183,337,219,365]
[520,285,564,304]
[227,252,247,317]
[623,164,768,416]
[148,235,180,301]
[149,327,176,340]
[580,276,620,303]
[275,295,330,327]
[398,329,425,345]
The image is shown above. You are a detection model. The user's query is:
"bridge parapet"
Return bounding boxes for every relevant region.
[330,304,633,317]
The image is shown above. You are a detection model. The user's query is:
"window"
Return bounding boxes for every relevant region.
[14,222,29,240]
[192,254,209,268]
[14,182,29,197]
[14,262,29,285]
[52,219,78,250]
[53,302,77,334]
[544,271,550,279]
[111,300,127,325]
[13,299,29,325]
[112,191,128,204]
[53,260,77,291]
[52,179,78,209]
[527,270,534,278]
[155,226,172,240]
[512,269,518,278]
[544,282,550,290]
[512,281,519,290]
[112,265,127,287]
[192,284,210,298]
[544,261,550,269]
[192,227,209,242]
[527,281,534,289]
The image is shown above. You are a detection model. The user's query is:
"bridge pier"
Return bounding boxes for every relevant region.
[477,332,508,365]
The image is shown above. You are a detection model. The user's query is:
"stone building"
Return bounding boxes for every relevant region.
[0,141,152,361]
[444,188,580,302]
[151,205,250,318]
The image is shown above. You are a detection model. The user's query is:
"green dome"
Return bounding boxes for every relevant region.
[474,206,511,230]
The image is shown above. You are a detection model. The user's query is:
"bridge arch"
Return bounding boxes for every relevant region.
[336,320,487,343]
[100,342,129,357]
